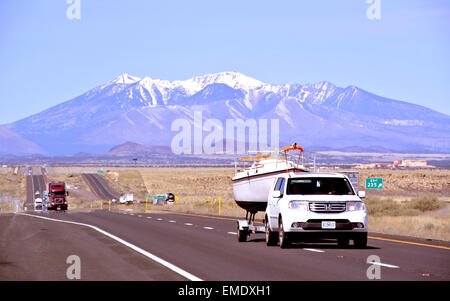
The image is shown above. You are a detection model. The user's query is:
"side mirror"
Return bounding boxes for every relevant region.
[66,191,69,196]
[272,191,282,198]
[358,191,366,198]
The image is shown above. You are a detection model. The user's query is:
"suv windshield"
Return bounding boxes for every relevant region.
[51,191,65,196]
[287,177,354,195]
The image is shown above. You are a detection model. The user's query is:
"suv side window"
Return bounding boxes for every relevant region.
[279,178,286,195]
[274,178,283,191]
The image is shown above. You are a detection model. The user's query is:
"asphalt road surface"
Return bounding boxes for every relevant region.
[0,213,185,281]
[82,173,119,201]
[4,210,448,281]
[24,169,46,211]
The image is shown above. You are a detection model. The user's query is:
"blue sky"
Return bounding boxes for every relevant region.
[0,0,449,124]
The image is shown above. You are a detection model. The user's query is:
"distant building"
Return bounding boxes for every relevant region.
[356,160,435,169]
[393,160,434,168]
[355,163,392,169]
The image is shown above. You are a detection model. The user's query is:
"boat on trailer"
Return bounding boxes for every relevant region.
[232,143,309,241]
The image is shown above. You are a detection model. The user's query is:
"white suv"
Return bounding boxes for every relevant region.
[265,172,368,248]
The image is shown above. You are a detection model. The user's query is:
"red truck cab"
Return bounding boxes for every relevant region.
[47,182,68,211]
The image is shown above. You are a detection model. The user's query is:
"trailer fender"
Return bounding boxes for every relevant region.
[237,220,249,231]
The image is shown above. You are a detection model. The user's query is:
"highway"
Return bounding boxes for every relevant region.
[24,167,46,211]
[5,209,449,281]
[9,166,450,281]
[82,173,119,201]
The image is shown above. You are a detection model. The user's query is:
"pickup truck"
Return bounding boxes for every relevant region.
[34,198,43,211]
[265,172,368,248]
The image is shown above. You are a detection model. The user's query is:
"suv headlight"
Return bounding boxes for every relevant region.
[347,201,365,211]
[288,201,308,210]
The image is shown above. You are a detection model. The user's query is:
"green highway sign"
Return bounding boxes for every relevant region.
[154,195,166,200]
[97,170,103,173]
[366,178,383,189]
[145,194,151,198]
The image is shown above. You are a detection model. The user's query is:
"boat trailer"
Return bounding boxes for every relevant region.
[237,210,265,242]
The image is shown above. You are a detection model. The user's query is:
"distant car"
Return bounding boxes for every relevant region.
[34,198,43,211]
[166,193,175,204]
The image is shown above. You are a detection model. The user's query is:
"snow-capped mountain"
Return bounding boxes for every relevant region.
[3,71,450,155]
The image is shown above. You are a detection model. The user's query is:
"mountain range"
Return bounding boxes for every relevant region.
[2,71,449,156]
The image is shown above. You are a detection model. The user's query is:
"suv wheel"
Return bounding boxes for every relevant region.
[337,237,350,248]
[265,218,278,246]
[354,233,368,248]
[279,217,290,248]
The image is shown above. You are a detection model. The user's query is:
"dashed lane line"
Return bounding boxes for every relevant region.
[16,213,203,281]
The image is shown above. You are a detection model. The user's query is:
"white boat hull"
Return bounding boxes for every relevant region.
[232,158,309,213]
[232,172,279,212]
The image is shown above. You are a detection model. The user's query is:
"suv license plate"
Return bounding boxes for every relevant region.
[321,221,336,229]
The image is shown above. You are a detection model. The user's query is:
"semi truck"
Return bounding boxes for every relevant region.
[46,182,69,211]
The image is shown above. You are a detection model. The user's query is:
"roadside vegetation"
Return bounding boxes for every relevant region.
[365,196,445,217]
[3,165,447,241]
[365,196,449,241]
[0,173,24,213]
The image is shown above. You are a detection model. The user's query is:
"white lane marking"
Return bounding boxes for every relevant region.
[203,227,214,230]
[168,220,176,223]
[303,248,325,253]
[227,232,238,235]
[146,217,152,219]
[138,215,142,218]
[156,218,163,221]
[184,223,193,226]
[129,214,135,216]
[17,213,203,281]
[370,262,400,269]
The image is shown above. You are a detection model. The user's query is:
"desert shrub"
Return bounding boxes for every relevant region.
[364,197,442,217]
[406,196,444,212]
[365,197,401,216]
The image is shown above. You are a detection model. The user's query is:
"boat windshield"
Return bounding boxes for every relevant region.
[287,177,354,195]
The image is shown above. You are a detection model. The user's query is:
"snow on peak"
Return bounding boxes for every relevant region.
[111,73,142,84]
[181,71,266,93]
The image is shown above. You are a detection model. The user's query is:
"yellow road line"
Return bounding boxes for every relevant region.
[368,235,450,250]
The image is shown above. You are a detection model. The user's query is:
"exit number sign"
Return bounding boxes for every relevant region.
[366,178,383,189]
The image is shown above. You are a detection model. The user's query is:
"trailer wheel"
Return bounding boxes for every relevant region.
[238,230,248,242]
[265,218,278,246]
[279,217,290,248]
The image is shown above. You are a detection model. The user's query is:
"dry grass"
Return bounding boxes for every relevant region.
[0,174,24,199]
[365,196,450,240]
[365,196,446,217]
[369,215,450,241]
[0,174,24,213]
[104,170,148,201]
[138,168,247,217]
